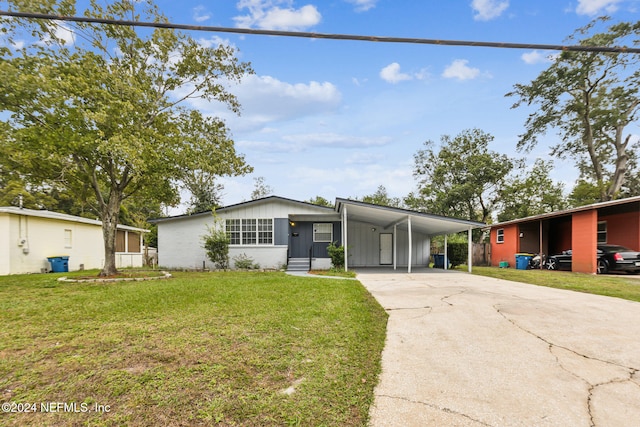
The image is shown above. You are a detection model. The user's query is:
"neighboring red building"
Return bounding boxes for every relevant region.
[490,196,640,274]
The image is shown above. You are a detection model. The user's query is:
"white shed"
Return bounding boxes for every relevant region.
[0,207,147,275]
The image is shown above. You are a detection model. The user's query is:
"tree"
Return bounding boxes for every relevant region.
[497,159,567,222]
[407,129,513,226]
[202,218,230,270]
[307,196,334,207]
[359,185,403,207]
[183,171,224,215]
[507,18,640,202]
[0,1,252,276]
[251,176,274,200]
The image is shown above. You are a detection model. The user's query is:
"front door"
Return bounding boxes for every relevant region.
[380,233,393,265]
[289,222,313,258]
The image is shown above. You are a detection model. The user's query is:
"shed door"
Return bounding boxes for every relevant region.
[380,233,393,265]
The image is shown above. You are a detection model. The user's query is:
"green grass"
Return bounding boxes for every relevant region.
[0,271,388,426]
[470,266,640,302]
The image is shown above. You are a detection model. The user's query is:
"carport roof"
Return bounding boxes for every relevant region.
[490,195,640,228]
[335,198,485,236]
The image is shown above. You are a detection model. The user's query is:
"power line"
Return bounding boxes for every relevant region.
[1,10,638,54]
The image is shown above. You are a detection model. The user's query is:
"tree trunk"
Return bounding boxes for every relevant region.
[99,193,122,277]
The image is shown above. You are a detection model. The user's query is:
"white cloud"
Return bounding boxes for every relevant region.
[521,50,554,65]
[193,6,211,22]
[345,151,385,165]
[380,63,412,83]
[289,164,412,199]
[471,0,509,21]
[184,74,341,132]
[576,0,622,15]
[442,59,480,80]
[234,0,321,30]
[345,0,378,12]
[281,132,391,148]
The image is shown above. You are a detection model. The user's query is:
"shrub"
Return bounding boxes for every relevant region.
[202,221,229,270]
[233,253,259,270]
[447,242,468,267]
[327,242,345,269]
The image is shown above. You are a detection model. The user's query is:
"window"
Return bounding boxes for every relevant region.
[597,221,607,244]
[226,218,273,245]
[242,219,257,244]
[226,219,241,245]
[314,223,333,242]
[64,229,72,248]
[496,229,504,244]
[258,219,273,244]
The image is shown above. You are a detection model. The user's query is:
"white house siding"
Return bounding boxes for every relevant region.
[0,209,146,275]
[0,214,11,275]
[156,199,335,270]
[346,220,431,267]
[2,212,105,274]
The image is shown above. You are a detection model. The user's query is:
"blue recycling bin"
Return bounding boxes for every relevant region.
[433,254,450,269]
[48,256,70,273]
[515,254,533,270]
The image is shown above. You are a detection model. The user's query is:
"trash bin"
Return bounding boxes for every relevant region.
[515,253,533,270]
[433,254,450,269]
[48,256,70,273]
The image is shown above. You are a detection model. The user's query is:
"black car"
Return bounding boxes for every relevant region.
[546,244,640,274]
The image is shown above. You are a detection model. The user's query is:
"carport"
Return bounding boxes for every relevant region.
[490,196,640,273]
[335,199,485,273]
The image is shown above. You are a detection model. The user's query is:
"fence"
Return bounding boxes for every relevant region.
[429,242,491,266]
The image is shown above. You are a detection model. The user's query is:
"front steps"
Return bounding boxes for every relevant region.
[287,258,310,272]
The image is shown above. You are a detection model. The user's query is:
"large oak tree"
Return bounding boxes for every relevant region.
[508,18,640,202]
[0,0,253,275]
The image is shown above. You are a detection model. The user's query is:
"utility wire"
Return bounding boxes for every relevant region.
[1,10,638,53]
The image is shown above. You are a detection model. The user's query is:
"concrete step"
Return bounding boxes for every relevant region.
[287,258,310,271]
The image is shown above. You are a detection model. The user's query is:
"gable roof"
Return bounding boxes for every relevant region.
[148,195,334,223]
[149,195,487,235]
[0,207,148,232]
[490,195,640,228]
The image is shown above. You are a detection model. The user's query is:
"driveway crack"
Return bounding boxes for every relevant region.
[494,304,638,427]
[376,394,494,426]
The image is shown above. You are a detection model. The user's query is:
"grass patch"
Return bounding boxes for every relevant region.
[0,271,387,426]
[471,266,640,302]
[308,269,357,279]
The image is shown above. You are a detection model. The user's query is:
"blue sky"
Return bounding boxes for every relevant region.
[5,0,640,210]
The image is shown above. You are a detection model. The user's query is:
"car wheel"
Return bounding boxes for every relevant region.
[597,259,608,274]
[547,259,557,270]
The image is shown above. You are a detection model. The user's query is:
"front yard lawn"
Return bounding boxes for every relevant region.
[471,266,640,302]
[0,271,388,426]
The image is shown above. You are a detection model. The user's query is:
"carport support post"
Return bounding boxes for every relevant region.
[468,228,473,273]
[343,206,348,272]
[407,216,412,273]
[444,234,448,271]
[393,224,397,270]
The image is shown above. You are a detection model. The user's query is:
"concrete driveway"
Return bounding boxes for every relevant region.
[356,268,640,427]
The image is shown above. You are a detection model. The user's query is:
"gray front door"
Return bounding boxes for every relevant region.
[380,233,393,265]
[290,222,313,258]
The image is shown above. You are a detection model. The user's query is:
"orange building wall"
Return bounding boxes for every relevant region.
[491,224,519,267]
[600,210,640,250]
[572,210,597,274]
